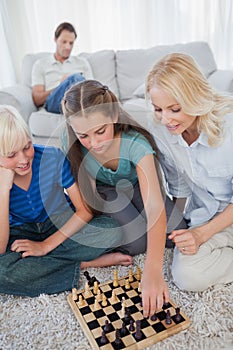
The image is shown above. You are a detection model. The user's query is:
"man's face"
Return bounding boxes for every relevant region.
[55,30,76,61]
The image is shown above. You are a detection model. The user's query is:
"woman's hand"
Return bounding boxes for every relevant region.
[141,264,169,317]
[168,228,203,255]
[11,239,51,257]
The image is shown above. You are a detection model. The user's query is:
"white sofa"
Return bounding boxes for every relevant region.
[1,41,233,142]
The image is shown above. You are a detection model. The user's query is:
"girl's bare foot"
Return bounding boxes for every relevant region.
[81,252,133,269]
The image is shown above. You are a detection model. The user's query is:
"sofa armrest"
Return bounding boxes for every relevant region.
[208,70,233,93]
[0,85,37,123]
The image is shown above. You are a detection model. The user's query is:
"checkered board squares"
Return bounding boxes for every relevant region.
[67,274,190,350]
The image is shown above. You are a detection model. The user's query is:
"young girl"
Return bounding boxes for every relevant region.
[0,105,133,297]
[146,52,233,291]
[62,80,175,317]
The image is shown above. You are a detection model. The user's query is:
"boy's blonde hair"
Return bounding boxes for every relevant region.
[146,53,233,146]
[0,105,31,156]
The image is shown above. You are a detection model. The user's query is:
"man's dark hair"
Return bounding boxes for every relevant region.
[54,22,77,39]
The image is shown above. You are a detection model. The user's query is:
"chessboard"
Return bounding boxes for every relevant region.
[67,268,190,350]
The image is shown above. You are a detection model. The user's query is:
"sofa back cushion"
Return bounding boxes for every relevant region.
[22,52,50,87]
[116,41,217,101]
[79,50,119,97]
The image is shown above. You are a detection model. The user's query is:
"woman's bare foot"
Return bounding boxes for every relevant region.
[80,252,133,269]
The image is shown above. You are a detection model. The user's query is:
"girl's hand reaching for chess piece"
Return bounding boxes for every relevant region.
[141,259,170,317]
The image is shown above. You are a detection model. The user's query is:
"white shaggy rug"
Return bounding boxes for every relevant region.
[0,249,232,350]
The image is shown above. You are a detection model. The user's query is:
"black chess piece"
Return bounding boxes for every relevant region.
[150,313,157,321]
[165,310,172,325]
[100,330,108,345]
[134,320,143,340]
[83,271,99,287]
[175,307,182,322]
[124,307,131,323]
[120,321,127,336]
[129,319,135,332]
[114,329,122,345]
[103,320,111,333]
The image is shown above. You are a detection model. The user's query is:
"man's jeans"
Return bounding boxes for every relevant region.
[45,73,85,114]
[0,211,124,297]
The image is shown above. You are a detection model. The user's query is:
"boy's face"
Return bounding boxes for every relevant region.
[0,140,34,176]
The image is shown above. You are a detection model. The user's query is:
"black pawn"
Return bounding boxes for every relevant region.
[165,310,172,325]
[83,271,91,281]
[114,329,122,345]
[175,307,182,322]
[129,319,135,332]
[134,320,142,340]
[100,330,108,345]
[120,321,127,336]
[124,307,131,323]
[103,319,111,333]
[150,313,157,321]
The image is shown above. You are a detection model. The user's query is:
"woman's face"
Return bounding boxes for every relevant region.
[0,140,34,176]
[70,111,116,156]
[149,85,197,135]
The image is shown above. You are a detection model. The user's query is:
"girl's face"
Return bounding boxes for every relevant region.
[149,85,197,135]
[70,112,117,155]
[0,140,34,176]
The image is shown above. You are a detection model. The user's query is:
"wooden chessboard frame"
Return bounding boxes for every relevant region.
[67,273,190,350]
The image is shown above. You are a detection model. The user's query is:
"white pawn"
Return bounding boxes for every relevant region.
[72,288,78,301]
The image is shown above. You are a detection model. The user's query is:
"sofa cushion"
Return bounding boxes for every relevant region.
[79,50,119,97]
[22,52,50,87]
[116,41,217,101]
[29,109,65,138]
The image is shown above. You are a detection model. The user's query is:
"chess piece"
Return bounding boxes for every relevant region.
[113,269,119,287]
[119,297,126,317]
[102,294,107,307]
[114,329,122,345]
[72,288,78,301]
[138,282,141,293]
[100,330,108,345]
[110,290,117,303]
[84,282,91,298]
[93,281,99,295]
[78,294,85,306]
[136,266,141,281]
[94,297,99,310]
[96,290,102,302]
[134,319,142,340]
[83,271,99,287]
[125,279,130,290]
[103,320,111,333]
[120,321,127,336]
[165,310,172,325]
[124,307,131,323]
[150,313,157,321]
[129,319,135,332]
[175,307,182,322]
[128,268,134,282]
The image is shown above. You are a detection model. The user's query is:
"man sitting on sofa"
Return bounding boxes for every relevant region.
[31,22,93,114]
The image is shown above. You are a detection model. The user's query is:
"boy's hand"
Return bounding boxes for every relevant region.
[0,167,15,191]
[11,239,51,257]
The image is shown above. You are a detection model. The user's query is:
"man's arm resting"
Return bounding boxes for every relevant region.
[32,85,53,107]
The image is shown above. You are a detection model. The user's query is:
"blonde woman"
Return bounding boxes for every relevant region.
[146,53,233,291]
[0,105,132,297]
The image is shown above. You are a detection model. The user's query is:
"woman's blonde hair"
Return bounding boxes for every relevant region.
[146,53,233,146]
[0,105,31,156]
